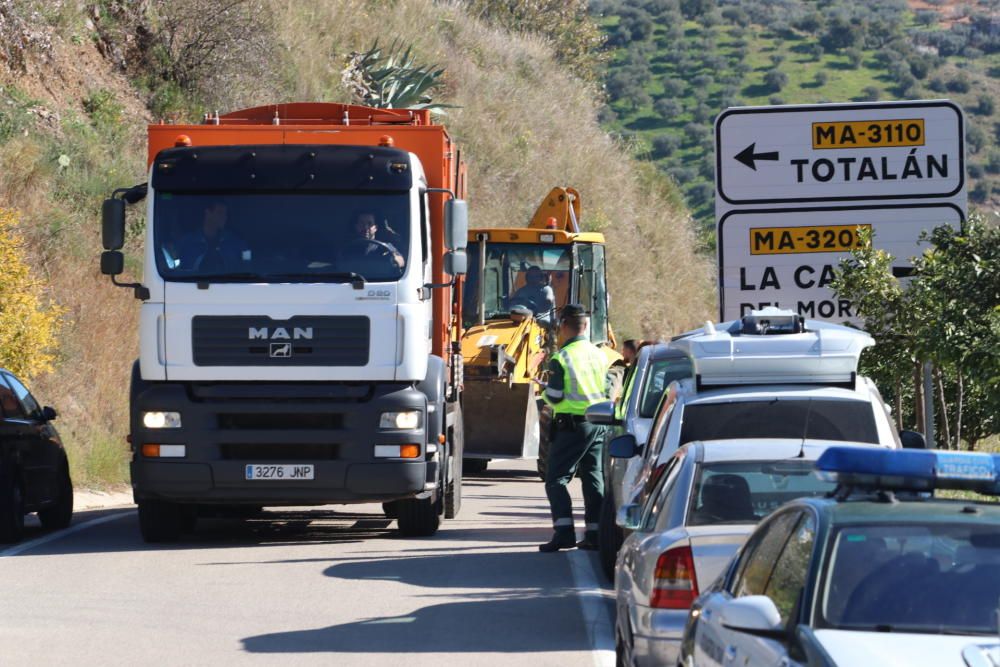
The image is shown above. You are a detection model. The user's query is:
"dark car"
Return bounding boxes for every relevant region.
[0,368,73,542]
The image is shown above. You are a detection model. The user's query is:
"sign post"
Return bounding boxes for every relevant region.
[715,100,966,324]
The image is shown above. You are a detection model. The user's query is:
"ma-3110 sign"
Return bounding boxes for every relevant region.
[715,100,966,323]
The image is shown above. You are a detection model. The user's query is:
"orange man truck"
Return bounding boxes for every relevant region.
[100,103,468,542]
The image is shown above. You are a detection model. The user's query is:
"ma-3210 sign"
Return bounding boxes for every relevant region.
[715,100,966,323]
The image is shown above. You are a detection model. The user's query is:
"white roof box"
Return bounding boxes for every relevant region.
[672,308,874,386]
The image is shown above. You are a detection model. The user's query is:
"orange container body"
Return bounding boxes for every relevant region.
[147,103,467,361]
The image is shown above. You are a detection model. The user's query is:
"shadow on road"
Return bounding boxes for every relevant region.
[242,550,594,655]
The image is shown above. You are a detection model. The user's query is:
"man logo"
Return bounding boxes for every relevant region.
[269,342,292,358]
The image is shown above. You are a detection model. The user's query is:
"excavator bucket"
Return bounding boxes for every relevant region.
[462,380,540,460]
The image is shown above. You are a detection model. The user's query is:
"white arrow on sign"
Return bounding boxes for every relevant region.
[715,100,964,205]
[717,203,964,324]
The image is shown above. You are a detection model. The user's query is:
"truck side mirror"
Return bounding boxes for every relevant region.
[444,199,468,250]
[102,198,126,250]
[101,250,124,276]
[444,250,467,276]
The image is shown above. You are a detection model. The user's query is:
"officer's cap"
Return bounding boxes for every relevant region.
[560,303,587,321]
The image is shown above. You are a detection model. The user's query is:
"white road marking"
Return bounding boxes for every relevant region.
[0,511,130,558]
[567,550,616,667]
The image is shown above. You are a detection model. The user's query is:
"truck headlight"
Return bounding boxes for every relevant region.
[379,411,422,430]
[142,411,182,429]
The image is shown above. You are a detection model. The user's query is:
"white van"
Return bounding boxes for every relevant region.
[601,308,922,515]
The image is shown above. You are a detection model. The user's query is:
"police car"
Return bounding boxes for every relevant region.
[680,447,1000,667]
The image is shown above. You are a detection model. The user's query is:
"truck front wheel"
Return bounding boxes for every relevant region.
[137,499,184,543]
[396,496,440,537]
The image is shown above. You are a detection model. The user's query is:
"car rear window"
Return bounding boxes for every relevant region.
[687,460,833,526]
[680,399,879,444]
[638,358,692,418]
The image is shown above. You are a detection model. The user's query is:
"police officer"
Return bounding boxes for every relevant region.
[538,304,611,552]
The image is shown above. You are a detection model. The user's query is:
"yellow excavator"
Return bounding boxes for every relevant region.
[460,187,623,476]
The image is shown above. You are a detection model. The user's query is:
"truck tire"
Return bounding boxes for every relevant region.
[462,458,488,475]
[396,496,440,537]
[445,405,463,519]
[0,467,25,543]
[598,493,623,582]
[137,499,184,543]
[382,501,399,519]
[38,458,74,530]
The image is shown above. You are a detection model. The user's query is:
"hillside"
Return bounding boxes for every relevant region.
[596,0,1000,237]
[0,0,713,487]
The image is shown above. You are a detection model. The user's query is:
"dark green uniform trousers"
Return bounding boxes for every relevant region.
[544,417,606,535]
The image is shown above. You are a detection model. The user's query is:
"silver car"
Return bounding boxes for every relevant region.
[613,439,839,667]
[588,344,692,580]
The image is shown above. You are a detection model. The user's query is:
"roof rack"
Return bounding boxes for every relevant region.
[671,308,873,387]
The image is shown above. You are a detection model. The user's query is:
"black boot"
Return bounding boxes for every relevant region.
[538,529,577,552]
[576,530,599,551]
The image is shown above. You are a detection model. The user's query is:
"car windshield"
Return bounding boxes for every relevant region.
[463,242,570,326]
[153,192,410,282]
[638,358,692,418]
[821,523,1000,635]
[687,460,833,526]
[680,399,879,444]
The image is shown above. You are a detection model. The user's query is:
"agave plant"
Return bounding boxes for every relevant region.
[342,39,454,112]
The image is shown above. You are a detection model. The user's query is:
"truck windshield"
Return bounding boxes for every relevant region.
[463,242,571,326]
[153,192,410,282]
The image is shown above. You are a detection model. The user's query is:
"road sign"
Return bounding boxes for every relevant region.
[715,101,964,205]
[718,203,964,322]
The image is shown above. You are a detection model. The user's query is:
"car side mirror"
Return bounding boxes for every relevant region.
[101,250,124,276]
[616,503,642,530]
[900,430,926,450]
[102,197,126,250]
[720,596,785,638]
[609,434,638,459]
[41,406,57,421]
[444,199,468,250]
[585,400,619,425]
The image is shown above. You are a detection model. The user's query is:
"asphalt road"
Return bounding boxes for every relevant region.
[0,460,614,666]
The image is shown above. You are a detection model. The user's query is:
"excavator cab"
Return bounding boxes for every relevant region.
[460,187,621,474]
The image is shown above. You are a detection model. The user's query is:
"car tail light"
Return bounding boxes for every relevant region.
[649,545,699,609]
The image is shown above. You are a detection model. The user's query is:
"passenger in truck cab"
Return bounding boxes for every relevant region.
[342,211,405,270]
[175,202,247,271]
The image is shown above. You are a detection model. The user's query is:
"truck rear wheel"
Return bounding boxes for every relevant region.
[462,458,488,475]
[137,499,184,543]
[38,458,74,531]
[0,468,25,544]
[396,496,440,537]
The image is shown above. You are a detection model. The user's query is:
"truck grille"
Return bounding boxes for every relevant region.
[219,443,339,461]
[192,316,370,366]
[217,413,343,430]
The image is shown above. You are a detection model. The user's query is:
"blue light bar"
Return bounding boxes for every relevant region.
[815,447,1000,495]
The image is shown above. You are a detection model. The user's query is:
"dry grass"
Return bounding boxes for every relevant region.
[0,0,714,487]
[273,0,715,338]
